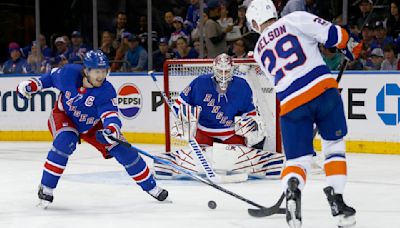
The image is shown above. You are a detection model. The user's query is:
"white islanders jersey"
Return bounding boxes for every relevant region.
[253,11,347,116]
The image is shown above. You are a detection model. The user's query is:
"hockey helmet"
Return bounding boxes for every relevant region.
[83,50,110,69]
[246,0,278,34]
[213,53,233,91]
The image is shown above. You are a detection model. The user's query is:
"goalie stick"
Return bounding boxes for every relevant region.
[149,71,248,183]
[109,135,285,215]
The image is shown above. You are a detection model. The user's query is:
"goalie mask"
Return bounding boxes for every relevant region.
[213,53,233,91]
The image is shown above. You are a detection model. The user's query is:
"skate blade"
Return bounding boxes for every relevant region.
[37,200,51,209]
[336,214,356,228]
[287,200,301,228]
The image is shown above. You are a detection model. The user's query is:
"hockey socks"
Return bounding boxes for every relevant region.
[110,144,156,191]
[41,132,77,189]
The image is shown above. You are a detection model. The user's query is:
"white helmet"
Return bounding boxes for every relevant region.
[246,0,278,34]
[213,53,233,91]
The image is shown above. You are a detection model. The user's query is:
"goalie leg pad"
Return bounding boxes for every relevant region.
[154,148,199,180]
[212,143,284,179]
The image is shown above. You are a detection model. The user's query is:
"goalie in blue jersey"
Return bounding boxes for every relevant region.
[16,50,168,208]
[155,53,284,181]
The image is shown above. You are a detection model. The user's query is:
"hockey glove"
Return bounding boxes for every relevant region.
[96,125,121,145]
[338,27,362,61]
[16,79,42,99]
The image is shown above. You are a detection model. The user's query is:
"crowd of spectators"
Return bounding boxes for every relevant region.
[2,0,400,74]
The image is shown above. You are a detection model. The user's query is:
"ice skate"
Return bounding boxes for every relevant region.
[37,185,53,209]
[286,177,302,228]
[147,185,169,202]
[324,186,356,228]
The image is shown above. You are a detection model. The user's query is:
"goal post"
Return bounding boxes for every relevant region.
[163,58,281,153]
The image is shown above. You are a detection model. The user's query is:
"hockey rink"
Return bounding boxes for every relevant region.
[0,142,399,228]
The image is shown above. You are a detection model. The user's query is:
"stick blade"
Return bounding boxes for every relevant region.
[247,193,286,217]
[248,207,286,217]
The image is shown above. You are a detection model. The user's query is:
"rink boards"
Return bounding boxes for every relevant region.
[0,71,399,154]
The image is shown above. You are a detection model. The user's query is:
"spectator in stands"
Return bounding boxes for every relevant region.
[136,15,159,51]
[52,37,70,67]
[125,33,148,71]
[386,0,400,38]
[192,39,207,58]
[174,36,198,59]
[361,23,375,50]
[232,38,247,58]
[68,31,91,63]
[169,16,190,49]
[320,46,342,71]
[100,31,116,61]
[280,0,317,17]
[38,34,53,59]
[113,11,128,47]
[218,4,234,31]
[2,42,30,74]
[357,44,370,69]
[162,11,175,39]
[365,48,384,70]
[27,41,51,73]
[371,21,394,50]
[186,0,201,30]
[153,37,175,72]
[62,35,71,49]
[234,4,250,35]
[355,0,380,29]
[204,0,231,58]
[111,32,130,72]
[381,44,399,70]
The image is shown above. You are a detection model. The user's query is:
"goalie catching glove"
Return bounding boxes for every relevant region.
[235,115,266,147]
[16,78,42,99]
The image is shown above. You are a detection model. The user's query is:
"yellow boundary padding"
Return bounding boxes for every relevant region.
[313,139,400,155]
[0,131,398,154]
[0,131,165,144]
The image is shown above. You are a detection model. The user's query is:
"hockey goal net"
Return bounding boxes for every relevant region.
[163,58,281,153]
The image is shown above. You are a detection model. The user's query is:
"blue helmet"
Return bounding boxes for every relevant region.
[83,50,110,69]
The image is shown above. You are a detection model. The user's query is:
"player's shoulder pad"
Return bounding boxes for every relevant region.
[191,73,213,85]
[54,64,84,89]
[232,75,250,86]
[93,81,117,105]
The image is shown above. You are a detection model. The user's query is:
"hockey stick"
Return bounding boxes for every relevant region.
[148,71,248,183]
[109,135,285,215]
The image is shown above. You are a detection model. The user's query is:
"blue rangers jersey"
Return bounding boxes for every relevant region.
[176,74,256,139]
[37,64,121,133]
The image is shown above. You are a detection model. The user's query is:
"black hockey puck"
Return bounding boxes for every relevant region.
[208,200,217,209]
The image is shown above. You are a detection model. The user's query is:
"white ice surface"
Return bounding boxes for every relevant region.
[0,142,399,228]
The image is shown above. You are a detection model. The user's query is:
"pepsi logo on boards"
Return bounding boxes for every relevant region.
[117,83,142,119]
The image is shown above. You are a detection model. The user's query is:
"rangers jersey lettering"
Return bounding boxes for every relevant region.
[38,64,121,133]
[176,74,256,137]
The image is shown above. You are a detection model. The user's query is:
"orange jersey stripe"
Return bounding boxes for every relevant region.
[337,28,349,49]
[280,165,307,182]
[280,78,338,116]
[324,161,347,176]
